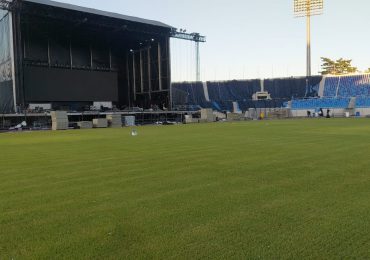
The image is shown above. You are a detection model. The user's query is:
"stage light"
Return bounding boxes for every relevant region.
[0,0,17,11]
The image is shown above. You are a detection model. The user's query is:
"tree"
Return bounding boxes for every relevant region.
[365,68,370,74]
[320,57,358,75]
[320,57,336,75]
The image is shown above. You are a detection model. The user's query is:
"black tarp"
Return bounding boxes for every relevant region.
[172,82,208,108]
[207,80,261,101]
[264,76,322,99]
[171,77,323,111]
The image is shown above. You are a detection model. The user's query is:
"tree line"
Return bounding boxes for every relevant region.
[320,57,370,75]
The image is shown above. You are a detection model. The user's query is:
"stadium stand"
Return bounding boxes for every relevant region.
[323,77,339,97]
[172,76,322,112]
[206,80,261,111]
[171,82,209,110]
[337,74,370,97]
[321,74,370,98]
[207,80,260,102]
[290,74,370,115]
[172,74,370,115]
[291,97,350,110]
[264,76,322,99]
[356,97,370,108]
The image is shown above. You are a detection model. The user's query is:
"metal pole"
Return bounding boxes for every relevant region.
[90,45,93,70]
[109,48,112,71]
[47,38,51,67]
[9,12,17,112]
[140,50,143,93]
[69,40,73,69]
[195,41,200,81]
[306,1,311,77]
[158,42,162,91]
[132,52,136,101]
[167,38,172,110]
[126,53,131,108]
[148,47,151,99]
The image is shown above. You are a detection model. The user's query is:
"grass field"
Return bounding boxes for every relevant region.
[1,119,370,259]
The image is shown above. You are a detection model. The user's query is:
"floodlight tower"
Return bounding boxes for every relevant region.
[294,0,323,77]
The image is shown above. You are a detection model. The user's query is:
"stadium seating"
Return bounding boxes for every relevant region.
[207,80,260,102]
[337,74,370,97]
[323,77,339,97]
[170,75,370,111]
[239,99,288,110]
[172,77,320,111]
[210,99,289,112]
[291,74,370,111]
[264,76,322,99]
[356,97,370,108]
[291,98,350,110]
[322,74,370,98]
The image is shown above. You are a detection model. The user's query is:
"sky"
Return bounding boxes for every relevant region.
[54,0,370,81]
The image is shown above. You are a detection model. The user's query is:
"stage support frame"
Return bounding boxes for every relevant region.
[9,11,17,111]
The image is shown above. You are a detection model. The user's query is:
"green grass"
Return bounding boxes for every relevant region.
[1,119,370,259]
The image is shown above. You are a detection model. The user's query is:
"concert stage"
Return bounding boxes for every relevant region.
[1,0,172,114]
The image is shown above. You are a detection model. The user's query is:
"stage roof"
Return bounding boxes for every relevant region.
[24,0,173,29]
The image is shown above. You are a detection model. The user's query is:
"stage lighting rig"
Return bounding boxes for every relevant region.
[0,0,21,11]
[170,28,206,81]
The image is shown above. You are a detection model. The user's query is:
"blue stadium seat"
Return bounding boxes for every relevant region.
[356,97,370,108]
[291,97,350,110]
[323,77,339,97]
[323,74,370,98]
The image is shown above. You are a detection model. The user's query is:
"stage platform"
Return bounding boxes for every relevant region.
[0,111,199,130]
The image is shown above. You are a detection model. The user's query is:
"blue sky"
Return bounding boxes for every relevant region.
[56,0,370,81]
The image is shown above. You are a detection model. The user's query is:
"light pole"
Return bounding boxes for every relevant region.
[294,0,323,77]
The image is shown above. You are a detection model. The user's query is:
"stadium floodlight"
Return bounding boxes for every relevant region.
[294,0,324,77]
[294,0,323,17]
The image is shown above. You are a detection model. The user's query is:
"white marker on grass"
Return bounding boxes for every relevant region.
[131,129,138,136]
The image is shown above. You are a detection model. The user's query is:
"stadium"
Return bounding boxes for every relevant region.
[1,0,370,259]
